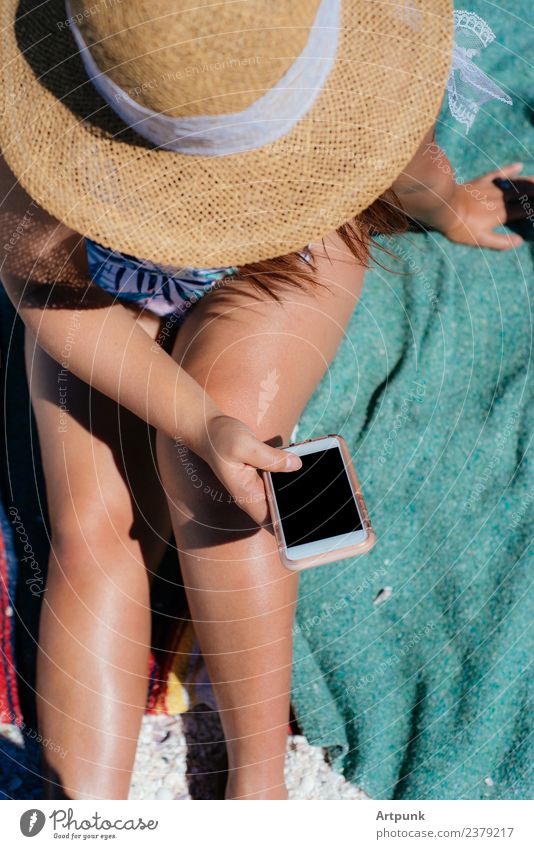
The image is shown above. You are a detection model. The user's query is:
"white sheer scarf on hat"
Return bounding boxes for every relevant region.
[65,0,341,155]
[447,9,512,132]
[66,1,512,154]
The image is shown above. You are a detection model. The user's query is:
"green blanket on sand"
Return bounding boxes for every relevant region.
[290,0,533,800]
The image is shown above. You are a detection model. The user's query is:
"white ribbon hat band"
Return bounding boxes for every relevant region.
[65,0,341,155]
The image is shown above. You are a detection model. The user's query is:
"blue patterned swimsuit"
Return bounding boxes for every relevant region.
[86,238,238,320]
[86,238,313,321]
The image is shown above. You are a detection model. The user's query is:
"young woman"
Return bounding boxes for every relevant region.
[0,1,526,799]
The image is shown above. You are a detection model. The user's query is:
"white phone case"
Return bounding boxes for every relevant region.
[263,434,376,571]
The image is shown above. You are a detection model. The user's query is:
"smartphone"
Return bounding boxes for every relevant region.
[263,434,375,571]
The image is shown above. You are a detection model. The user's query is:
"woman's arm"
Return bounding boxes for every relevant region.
[391,124,526,250]
[0,154,301,523]
[391,126,456,232]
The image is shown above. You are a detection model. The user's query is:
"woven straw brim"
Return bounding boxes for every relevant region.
[0,0,453,267]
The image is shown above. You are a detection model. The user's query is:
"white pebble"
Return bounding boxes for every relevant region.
[299,774,316,796]
[155,786,175,800]
[373,586,393,605]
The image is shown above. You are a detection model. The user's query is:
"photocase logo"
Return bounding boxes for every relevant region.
[20,809,46,837]
[19,807,159,839]
[257,369,280,425]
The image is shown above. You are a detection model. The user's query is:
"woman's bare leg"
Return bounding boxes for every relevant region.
[25,309,172,800]
[156,234,366,799]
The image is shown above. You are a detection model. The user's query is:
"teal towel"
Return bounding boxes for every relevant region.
[291,0,533,800]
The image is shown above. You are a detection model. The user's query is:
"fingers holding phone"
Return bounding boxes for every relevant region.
[201,412,302,526]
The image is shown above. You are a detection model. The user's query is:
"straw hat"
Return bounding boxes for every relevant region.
[0,0,453,267]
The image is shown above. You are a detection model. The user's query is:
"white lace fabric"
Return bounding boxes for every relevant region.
[447,10,512,132]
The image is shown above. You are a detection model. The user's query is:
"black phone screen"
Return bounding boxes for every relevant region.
[269,446,363,548]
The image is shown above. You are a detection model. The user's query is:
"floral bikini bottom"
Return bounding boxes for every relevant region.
[85,237,313,321]
[86,237,240,320]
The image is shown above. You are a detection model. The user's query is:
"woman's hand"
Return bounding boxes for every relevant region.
[196,411,302,525]
[441,163,533,250]
[394,132,533,250]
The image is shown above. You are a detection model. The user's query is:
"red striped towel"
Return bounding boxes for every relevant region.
[0,504,23,726]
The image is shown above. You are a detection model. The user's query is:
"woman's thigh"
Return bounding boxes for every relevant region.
[24,307,172,571]
[174,232,365,445]
[158,231,366,547]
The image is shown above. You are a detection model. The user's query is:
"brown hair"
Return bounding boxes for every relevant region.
[233,187,408,299]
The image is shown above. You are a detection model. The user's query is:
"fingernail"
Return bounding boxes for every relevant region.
[513,162,523,171]
[285,453,302,470]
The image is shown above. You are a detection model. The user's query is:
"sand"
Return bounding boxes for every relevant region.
[0,708,369,800]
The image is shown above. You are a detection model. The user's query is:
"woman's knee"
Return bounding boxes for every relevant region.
[220,386,296,445]
[47,497,139,575]
[175,354,297,447]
